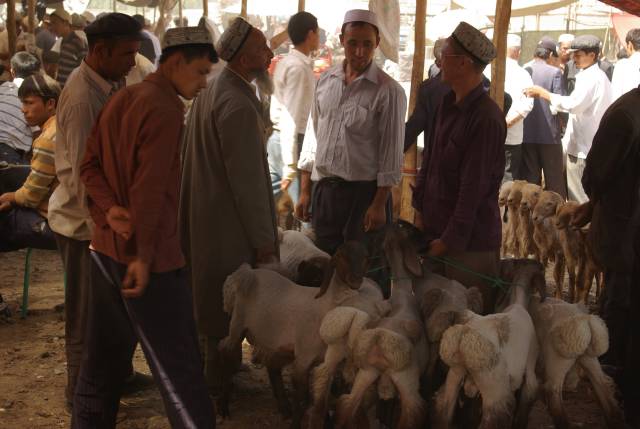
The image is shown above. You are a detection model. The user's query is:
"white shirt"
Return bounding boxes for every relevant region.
[298,62,407,187]
[549,63,613,159]
[611,52,640,100]
[270,48,315,181]
[126,53,156,86]
[485,58,534,146]
[143,30,162,67]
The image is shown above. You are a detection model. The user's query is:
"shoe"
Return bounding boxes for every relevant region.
[121,371,154,396]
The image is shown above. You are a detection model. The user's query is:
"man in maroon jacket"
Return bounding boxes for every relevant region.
[413,22,506,313]
[77,26,218,428]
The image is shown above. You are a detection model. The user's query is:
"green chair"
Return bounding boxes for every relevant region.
[22,248,65,318]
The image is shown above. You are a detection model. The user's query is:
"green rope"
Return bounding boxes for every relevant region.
[366,265,387,275]
[425,255,511,292]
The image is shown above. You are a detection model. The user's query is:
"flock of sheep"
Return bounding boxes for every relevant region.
[214,213,622,428]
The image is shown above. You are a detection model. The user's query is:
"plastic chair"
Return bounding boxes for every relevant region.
[22,248,65,318]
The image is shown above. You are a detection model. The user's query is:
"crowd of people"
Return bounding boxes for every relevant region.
[0,5,638,428]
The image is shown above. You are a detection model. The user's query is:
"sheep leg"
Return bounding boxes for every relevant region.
[335,367,380,429]
[580,265,598,305]
[577,356,625,428]
[543,356,574,429]
[390,368,426,429]
[290,358,315,429]
[267,366,292,417]
[309,344,347,429]
[472,370,514,429]
[514,338,539,429]
[433,366,465,429]
[553,256,566,301]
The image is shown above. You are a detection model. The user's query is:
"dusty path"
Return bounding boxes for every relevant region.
[0,249,611,428]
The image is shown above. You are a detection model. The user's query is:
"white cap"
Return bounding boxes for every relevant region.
[343,9,379,30]
[558,34,575,44]
[507,34,521,48]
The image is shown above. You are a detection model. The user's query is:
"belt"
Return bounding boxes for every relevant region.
[0,142,26,157]
[318,177,377,186]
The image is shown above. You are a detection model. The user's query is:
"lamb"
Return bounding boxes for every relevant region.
[518,183,542,261]
[506,180,528,257]
[434,259,544,429]
[528,297,624,428]
[335,223,428,429]
[218,241,375,427]
[499,181,514,256]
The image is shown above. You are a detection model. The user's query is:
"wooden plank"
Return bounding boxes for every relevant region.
[399,0,427,223]
[7,0,17,59]
[298,0,305,11]
[490,0,513,111]
[28,0,36,33]
[241,0,247,18]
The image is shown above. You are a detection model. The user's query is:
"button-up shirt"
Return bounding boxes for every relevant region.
[413,84,506,252]
[298,61,407,187]
[48,61,118,241]
[550,63,613,159]
[270,48,315,181]
[80,72,185,273]
[611,51,640,100]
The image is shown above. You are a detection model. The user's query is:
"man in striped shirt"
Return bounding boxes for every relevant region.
[50,8,87,87]
[0,74,60,251]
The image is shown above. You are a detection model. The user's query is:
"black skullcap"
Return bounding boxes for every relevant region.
[84,12,143,41]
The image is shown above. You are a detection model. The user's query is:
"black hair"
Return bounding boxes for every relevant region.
[626,28,640,51]
[618,46,629,60]
[287,11,318,46]
[132,14,145,28]
[10,52,41,78]
[18,73,61,104]
[340,21,379,38]
[534,47,551,60]
[578,47,600,58]
[159,43,218,64]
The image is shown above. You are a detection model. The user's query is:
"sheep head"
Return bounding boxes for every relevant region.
[382,222,424,278]
[316,241,368,298]
[555,201,581,230]
[520,183,542,214]
[498,181,514,207]
[499,259,546,303]
[532,190,563,224]
[297,256,331,288]
[506,180,527,208]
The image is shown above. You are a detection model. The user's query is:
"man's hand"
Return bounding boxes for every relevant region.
[0,192,15,212]
[427,239,448,257]
[280,179,292,192]
[571,201,593,229]
[295,190,312,222]
[122,259,150,299]
[364,202,386,232]
[107,205,132,240]
[524,86,551,101]
[256,245,278,265]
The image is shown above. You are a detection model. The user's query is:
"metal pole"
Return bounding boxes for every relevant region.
[490,0,513,111]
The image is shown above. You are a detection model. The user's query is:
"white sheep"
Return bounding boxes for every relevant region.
[528,297,624,428]
[506,180,528,258]
[434,259,544,429]
[499,181,514,256]
[218,241,372,427]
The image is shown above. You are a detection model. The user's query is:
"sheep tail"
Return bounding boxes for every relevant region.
[550,314,592,359]
[319,307,370,349]
[440,324,500,371]
[222,263,255,315]
[585,315,609,357]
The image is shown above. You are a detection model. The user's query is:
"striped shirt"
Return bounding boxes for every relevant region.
[0,81,33,152]
[57,32,88,87]
[15,116,57,218]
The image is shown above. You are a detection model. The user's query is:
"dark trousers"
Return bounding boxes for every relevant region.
[72,251,215,429]
[55,233,92,404]
[0,143,29,195]
[0,207,57,251]
[521,143,566,198]
[503,144,522,183]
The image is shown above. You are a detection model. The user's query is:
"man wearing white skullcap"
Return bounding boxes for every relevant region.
[180,17,279,394]
[296,9,407,257]
[413,22,505,313]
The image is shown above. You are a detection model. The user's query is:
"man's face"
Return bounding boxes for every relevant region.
[172,55,213,100]
[309,28,321,51]
[96,39,141,81]
[439,38,468,85]
[559,42,572,63]
[340,23,379,74]
[21,95,54,127]
[49,15,66,37]
[241,29,274,75]
[573,50,596,69]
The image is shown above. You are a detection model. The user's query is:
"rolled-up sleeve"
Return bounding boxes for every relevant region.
[297,85,319,173]
[377,84,407,186]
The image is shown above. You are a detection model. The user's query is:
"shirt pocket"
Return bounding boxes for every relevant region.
[344,103,371,135]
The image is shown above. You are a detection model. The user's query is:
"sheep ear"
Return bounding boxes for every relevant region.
[421,288,443,317]
[532,270,547,302]
[466,287,484,314]
[315,259,336,298]
[401,240,423,278]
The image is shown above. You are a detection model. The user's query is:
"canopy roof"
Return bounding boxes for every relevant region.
[599,0,640,15]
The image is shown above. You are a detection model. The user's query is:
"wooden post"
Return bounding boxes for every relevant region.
[298,0,305,11]
[490,0,512,111]
[28,0,36,33]
[241,0,247,18]
[7,0,17,59]
[178,0,183,26]
[203,0,209,17]
[400,0,427,223]
[113,0,117,12]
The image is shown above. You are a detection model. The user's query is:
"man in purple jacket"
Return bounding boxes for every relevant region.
[413,22,506,313]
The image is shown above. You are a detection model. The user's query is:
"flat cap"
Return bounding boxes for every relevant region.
[162,25,213,49]
[451,21,496,65]
[216,17,253,62]
[570,35,601,52]
[50,8,71,24]
[537,36,557,54]
[84,13,143,41]
[343,9,379,30]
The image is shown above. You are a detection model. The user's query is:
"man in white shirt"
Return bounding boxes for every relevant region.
[296,9,406,254]
[526,35,613,203]
[268,11,319,207]
[612,28,640,100]
[485,34,533,182]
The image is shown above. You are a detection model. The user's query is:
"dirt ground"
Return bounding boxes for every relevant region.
[0,249,612,428]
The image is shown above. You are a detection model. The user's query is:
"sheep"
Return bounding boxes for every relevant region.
[218,241,372,427]
[580,228,604,304]
[506,180,528,257]
[500,181,514,256]
[335,222,428,429]
[434,259,544,429]
[518,183,543,261]
[528,297,624,428]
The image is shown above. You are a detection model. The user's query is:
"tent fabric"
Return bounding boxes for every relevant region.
[452,0,576,18]
[612,12,640,44]
[369,0,400,62]
[601,0,640,16]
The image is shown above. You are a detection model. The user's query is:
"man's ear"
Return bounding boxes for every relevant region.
[46,98,56,112]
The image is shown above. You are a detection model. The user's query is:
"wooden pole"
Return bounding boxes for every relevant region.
[400,0,427,223]
[7,0,17,59]
[178,0,183,26]
[203,0,209,17]
[298,0,305,11]
[241,0,247,18]
[28,0,36,33]
[490,0,512,111]
[113,0,117,12]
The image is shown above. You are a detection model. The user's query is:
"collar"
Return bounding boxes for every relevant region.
[80,61,116,97]
[143,72,184,111]
[225,65,255,89]
[447,82,485,112]
[330,60,379,84]
[41,115,56,132]
[289,48,314,66]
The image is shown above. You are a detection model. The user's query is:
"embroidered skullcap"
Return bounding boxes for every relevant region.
[451,21,496,65]
[342,9,379,30]
[216,17,253,62]
[163,24,213,49]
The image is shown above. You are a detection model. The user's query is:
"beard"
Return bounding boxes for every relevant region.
[254,69,274,97]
